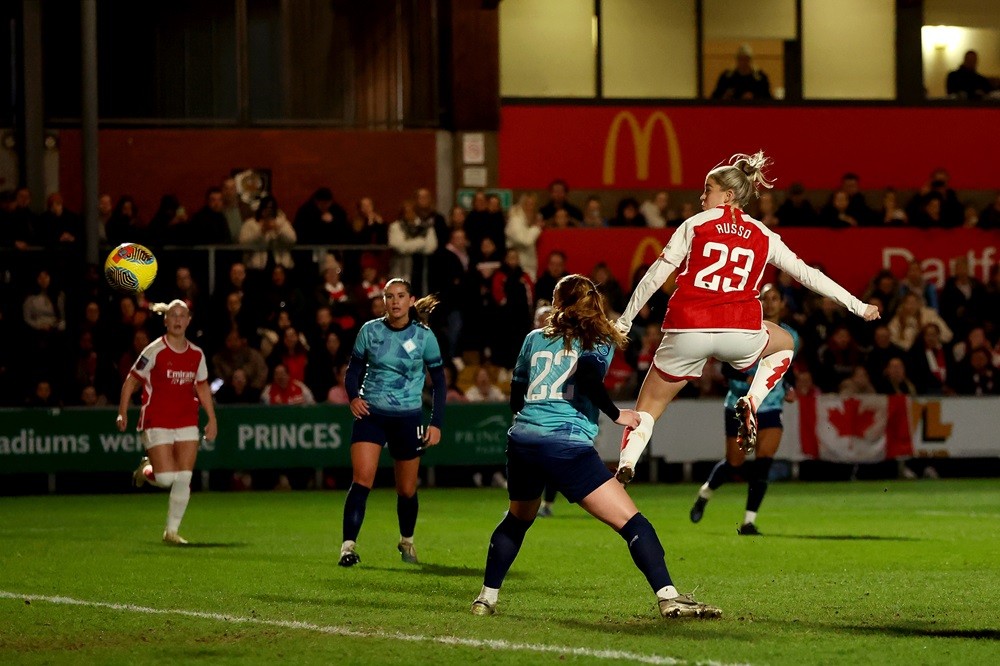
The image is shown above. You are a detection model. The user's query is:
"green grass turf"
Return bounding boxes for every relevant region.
[1,479,998,665]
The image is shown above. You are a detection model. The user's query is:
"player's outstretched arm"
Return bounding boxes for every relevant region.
[616,257,677,334]
[769,236,876,320]
[116,374,141,431]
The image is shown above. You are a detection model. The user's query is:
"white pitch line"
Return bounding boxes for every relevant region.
[0,590,747,666]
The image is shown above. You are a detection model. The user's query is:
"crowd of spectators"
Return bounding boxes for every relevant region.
[2,164,1000,413]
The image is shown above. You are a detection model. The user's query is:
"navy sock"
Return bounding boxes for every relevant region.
[397,492,419,539]
[483,512,534,589]
[746,457,774,513]
[617,513,672,592]
[543,485,557,503]
[342,483,371,543]
[707,460,737,490]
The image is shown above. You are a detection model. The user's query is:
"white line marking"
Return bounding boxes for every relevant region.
[0,590,746,666]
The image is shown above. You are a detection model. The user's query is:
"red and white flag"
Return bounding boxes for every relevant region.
[799,394,912,462]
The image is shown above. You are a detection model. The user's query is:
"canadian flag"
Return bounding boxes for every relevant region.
[799,394,912,462]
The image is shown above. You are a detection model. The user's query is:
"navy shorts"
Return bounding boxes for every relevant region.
[724,407,783,438]
[506,439,612,504]
[351,411,426,461]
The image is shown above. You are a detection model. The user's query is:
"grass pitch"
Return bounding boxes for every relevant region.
[1,479,998,665]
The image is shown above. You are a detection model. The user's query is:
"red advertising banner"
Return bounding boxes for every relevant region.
[535,228,1000,296]
[499,105,1000,191]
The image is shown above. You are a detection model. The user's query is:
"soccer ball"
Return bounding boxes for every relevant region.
[104,243,158,293]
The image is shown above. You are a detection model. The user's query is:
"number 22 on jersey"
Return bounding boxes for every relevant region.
[526,349,578,401]
[693,242,756,293]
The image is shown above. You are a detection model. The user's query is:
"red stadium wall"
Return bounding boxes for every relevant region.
[57,129,438,221]
[499,105,1000,191]
[536,227,1000,296]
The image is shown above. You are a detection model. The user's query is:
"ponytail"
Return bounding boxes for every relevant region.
[150,299,189,316]
[708,150,775,209]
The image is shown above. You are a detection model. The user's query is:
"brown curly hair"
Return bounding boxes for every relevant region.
[543,274,628,351]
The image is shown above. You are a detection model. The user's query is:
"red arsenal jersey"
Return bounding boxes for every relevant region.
[129,337,208,430]
[662,206,771,331]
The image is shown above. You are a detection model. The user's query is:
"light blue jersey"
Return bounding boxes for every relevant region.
[508,329,613,450]
[724,323,800,413]
[352,318,443,416]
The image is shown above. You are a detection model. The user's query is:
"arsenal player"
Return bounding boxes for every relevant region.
[614,152,878,484]
[117,299,217,545]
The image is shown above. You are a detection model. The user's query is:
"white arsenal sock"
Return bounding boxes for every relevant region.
[619,411,655,469]
[165,471,193,533]
[746,350,794,410]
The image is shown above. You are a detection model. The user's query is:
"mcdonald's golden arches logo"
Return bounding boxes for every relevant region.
[603,111,683,186]
[630,235,669,284]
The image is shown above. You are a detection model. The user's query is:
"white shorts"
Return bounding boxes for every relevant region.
[141,427,200,448]
[652,329,769,381]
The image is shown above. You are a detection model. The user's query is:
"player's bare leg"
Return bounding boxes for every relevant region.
[617,371,687,485]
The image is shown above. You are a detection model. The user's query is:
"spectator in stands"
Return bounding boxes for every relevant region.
[877,188,909,226]
[907,169,962,228]
[801,297,849,361]
[189,187,232,244]
[79,384,108,407]
[268,325,309,384]
[491,249,534,369]
[26,379,60,408]
[221,178,252,243]
[429,228,473,364]
[38,193,82,250]
[840,366,876,395]
[356,255,387,306]
[351,197,389,245]
[946,50,996,99]
[978,193,1000,229]
[815,325,863,393]
[212,330,268,390]
[539,179,583,224]
[985,265,1000,339]
[449,204,467,231]
[239,196,296,272]
[878,357,917,395]
[388,199,437,294]
[415,187,448,255]
[908,323,954,395]
[838,173,875,226]
[307,330,347,398]
[105,195,147,247]
[793,366,820,398]
[640,191,672,229]
[215,368,261,405]
[97,193,113,241]
[505,193,543,280]
[865,324,904,381]
[591,261,626,316]
[863,270,900,320]
[898,260,938,312]
[951,326,996,366]
[464,366,505,402]
[316,259,357,336]
[294,187,350,245]
[117,328,150,388]
[888,292,952,352]
[547,208,576,229]
[710,43,772,100]
[818,190,859,227]
[752,190,779,228]
[939,257,986,339]
[775,183,816,227]
[326,363,351,404]
[261,363,315,405]
[952,348,998,396]
[583,196,609,228]
[533,250,568,309]
[609,197,647,227]
[465,191,506,257]
[23,269,66,350]
[151,194,190,246]
[260,265,308,333]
